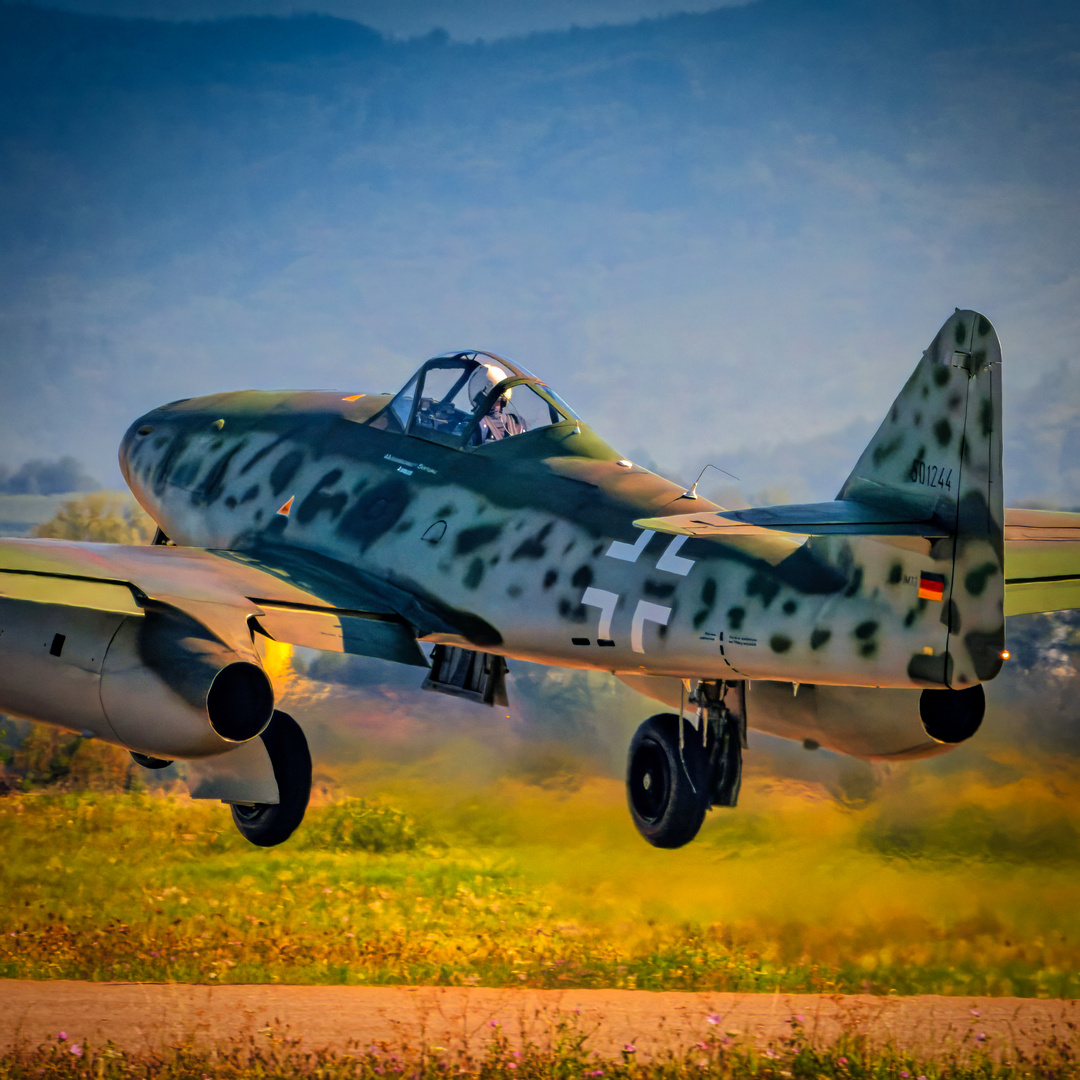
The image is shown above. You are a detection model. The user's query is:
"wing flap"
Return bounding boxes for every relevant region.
[253,603,428,667]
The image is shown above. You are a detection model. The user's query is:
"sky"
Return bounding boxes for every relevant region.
[1,0,1079,506]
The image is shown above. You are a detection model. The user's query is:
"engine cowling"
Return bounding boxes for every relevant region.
[100,606,274,757]
[0,595,273,759]
[918,684,985,744]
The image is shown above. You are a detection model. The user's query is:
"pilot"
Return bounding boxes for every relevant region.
[469,364,526,442]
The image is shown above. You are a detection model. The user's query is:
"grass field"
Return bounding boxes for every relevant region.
[2,756,1079,998]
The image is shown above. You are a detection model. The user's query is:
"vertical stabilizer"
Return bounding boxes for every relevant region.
[839,310,1005,687]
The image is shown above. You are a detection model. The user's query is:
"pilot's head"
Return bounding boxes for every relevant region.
[469,364,512,410]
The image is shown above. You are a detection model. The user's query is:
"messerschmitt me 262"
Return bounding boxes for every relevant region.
[1,310,1077,847]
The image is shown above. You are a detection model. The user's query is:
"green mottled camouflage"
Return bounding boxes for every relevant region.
[115,311,1014,692]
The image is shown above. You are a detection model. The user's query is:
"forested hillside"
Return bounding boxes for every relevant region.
[1,0,1077,504]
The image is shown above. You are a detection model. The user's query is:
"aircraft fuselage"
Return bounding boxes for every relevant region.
[121,388,970,691]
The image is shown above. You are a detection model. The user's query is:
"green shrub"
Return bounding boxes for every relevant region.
[295,797,432,852]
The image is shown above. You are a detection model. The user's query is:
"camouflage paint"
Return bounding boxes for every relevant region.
[119,314,1005,692]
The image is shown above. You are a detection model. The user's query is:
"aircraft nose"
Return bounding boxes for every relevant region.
[118,404,182,502]
[119,414,153,487]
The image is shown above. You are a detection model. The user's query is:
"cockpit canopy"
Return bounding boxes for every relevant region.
[372,351,580,449]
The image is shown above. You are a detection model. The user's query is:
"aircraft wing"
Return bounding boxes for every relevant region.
[1001,509,1080,617]
[0,538,429,667]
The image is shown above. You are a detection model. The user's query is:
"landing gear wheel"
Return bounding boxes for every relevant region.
[626,713,710,849]
[230,710,312,847]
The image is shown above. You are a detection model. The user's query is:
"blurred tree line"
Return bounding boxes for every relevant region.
[0,717,140,795]
[32,491,155,543]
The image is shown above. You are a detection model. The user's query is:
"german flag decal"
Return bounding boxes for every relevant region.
[918,571,946,601]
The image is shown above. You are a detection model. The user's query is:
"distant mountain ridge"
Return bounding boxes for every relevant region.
[1,0,1077,503]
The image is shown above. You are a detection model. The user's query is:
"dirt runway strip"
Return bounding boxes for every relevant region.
[1,981,1078,1061]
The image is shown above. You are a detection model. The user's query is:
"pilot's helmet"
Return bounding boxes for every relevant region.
[469,363,511,408]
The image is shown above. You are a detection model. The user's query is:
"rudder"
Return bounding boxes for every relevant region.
[838,310,1005,688]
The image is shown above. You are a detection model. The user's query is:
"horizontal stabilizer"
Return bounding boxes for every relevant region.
[636,500,946,538]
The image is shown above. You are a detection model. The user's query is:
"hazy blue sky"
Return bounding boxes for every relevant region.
[2,0,1078,505]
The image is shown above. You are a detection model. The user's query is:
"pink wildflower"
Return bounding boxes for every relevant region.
[976,1032,987,1042]
[838,1057,848,1066]
[706,1013,720,1025]
[623,1044,636,1054]
[57,1033,67,1041]
[69,1045,83,1058]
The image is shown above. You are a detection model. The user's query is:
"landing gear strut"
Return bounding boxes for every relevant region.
[626,680,746,848]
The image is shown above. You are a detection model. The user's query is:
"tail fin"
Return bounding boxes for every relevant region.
[839,309,1005,687]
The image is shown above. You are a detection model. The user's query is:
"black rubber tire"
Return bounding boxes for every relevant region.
[626,713,710,849]
[919,684,985,744]
[230,710,312,847]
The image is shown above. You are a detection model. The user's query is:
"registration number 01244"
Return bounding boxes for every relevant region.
[910,460,952,490]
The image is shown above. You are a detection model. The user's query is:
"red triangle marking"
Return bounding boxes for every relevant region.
[277,496,294,517]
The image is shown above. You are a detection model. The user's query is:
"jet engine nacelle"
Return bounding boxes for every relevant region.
[0,596,273,759]
[918,684,985,745]
[617,673,979,760]
[100,606,274,757]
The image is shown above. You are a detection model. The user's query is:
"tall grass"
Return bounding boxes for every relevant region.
[2,766,1079,996]
[2,1013,1077,1080]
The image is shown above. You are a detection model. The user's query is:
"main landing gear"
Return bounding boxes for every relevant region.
[626,680,746,849]
[230,710,312,847]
